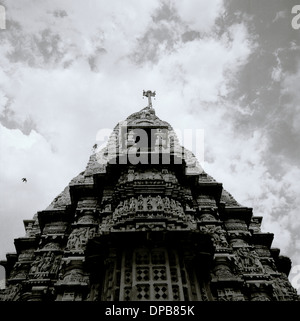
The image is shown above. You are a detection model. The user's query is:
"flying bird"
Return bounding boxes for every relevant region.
[22,178,27,183]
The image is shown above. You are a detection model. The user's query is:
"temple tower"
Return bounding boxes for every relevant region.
[0,92,298,301]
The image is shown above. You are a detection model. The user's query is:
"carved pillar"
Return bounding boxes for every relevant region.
[182,249,202,301]
[101,248,119,301]
[55,258,89,301]
[211,254,245,301]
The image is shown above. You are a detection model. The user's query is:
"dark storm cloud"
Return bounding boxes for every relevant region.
[215,0,300,168]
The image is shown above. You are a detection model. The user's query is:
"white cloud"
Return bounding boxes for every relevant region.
[281,65,300,133]
[153,22,254,106]
[173,0,224,32]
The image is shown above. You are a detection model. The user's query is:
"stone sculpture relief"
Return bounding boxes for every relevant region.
[112,195,185,216]
[199,225,229,249]
[66,227,96,251]
[28,252,61,279]
[1,284,22,301]
[234,248,264,273]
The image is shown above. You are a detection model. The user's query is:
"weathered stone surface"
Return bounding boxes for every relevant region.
[46,186,71,210]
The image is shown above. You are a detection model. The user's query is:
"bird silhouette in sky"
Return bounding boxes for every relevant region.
[22,178,27,183]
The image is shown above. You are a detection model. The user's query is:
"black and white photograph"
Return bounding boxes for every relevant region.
[0,0,299,307]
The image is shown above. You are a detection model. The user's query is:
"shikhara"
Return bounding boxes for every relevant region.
[0,92,298,301]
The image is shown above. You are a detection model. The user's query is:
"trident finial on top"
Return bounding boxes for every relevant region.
[143,90,156,108]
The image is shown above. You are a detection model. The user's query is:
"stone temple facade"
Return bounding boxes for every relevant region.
[0,96,298,301]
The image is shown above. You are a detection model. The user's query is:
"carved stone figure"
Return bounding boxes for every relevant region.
[147,196,153,210]
[115,201,123,215]
[134,172,140,180]
[29,256,41,275]
[66,230,78,250]
[123,199,129,212]
[176,200,184,216]
[129,197,136,211]
[156,195,163,210]
[39,252,54,272]
[213,226,229,248]
[127,169,134,181]
[164,197,170,210]
[50,256,61,275]
[154,128,167,147]
[118,173,126,184]
[29,252,60,278]
[2,284,22,301]
[234,248,264,273]
[104,204,111,212]
[170,199,176,210]
[66,227,96,251]
[200,225,228,248]
[137,195,144,210]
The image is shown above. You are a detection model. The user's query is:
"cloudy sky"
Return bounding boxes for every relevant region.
[0,0,299,291]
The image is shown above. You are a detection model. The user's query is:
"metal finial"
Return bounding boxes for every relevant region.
[143,90,156,108]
